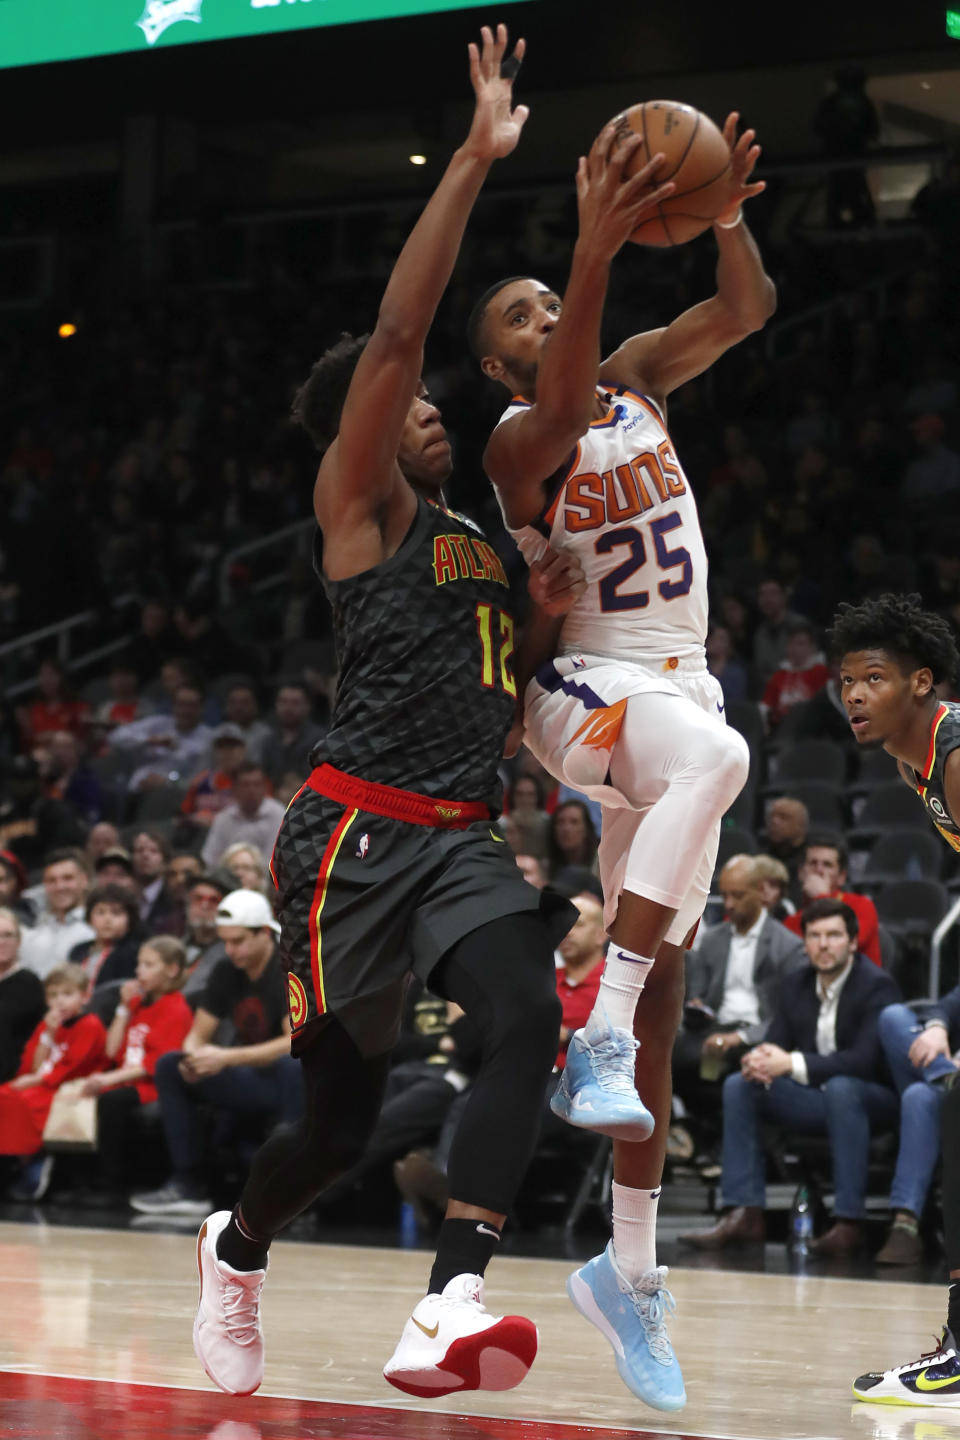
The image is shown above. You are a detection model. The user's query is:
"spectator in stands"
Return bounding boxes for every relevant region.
[37,730,104,828]
[201,764,285,869]
[505,774,550,859]
[94,660,151,729]
[545,800,599,881]
[0,908,45,1083]
[782,832,881,965]
[165,852,203,913]
[129,889,298,1217]
[761,796,809,898]
[903,413,960,506]
[78,936,193,1207]
[0,963,106,1201]
[761,621,829,730]
[180,872,231,1007]
[124,599,177,684]
[752,579,802,687]
[110,682,213,794]
[261,681,326,787]
[171,593,240,680]
[221,842,270,894]
[93,847,138,891]
[775,662,852,744]
[19,850,94,980]
[872,988,960,1265]
[0,850,35,927]
[0,754,86,871]
[223,684,272,765]
[814,64,879,228]
[131,829,180,935]
[752,854,795,922]
[17,658,90,751]
[674,856,806,1118]
[179,725,248,834]
[70,883,141,990]
[84,822,121,868]
[679,899,899,1255]
[706,625,749,706]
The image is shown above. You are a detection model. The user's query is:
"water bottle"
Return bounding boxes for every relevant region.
[791,1184,813,1254]
[399,1201,418,1249]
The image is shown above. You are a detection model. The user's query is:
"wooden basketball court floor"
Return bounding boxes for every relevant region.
[1,1221,958,1440]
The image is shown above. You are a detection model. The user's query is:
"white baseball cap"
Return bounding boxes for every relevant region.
[216,888,281,935]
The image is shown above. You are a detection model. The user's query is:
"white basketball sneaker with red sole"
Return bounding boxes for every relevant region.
[192,1210,267,1396]
[383,1272,538,1397]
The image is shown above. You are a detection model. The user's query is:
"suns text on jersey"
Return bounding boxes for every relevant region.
[563,439,687,533]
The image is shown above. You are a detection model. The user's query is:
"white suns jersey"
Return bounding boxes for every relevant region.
[498,386,709,664]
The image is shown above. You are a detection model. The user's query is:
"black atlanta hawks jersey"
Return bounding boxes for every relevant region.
[909,700,960,853]
[309,495,516,809]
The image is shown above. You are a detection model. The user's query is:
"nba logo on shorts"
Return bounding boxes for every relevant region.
[357,833,370,859]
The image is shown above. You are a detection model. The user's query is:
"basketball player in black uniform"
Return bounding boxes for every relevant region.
[829,594,960,1407]
[189,25,612,1402]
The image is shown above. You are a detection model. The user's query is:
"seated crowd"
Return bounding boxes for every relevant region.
[1,629,958,1270]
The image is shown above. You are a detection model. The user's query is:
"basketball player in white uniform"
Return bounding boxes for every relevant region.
[469,114,774,1411]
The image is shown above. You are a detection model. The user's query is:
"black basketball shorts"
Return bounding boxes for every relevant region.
[270,763,573,1056]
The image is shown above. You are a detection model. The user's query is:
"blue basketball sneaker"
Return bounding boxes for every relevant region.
[567,1243,686,1413]
[550,1015,654,1141]
[569,1244,682,1411]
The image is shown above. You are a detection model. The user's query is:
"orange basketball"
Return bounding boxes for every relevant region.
[608,100,732,248]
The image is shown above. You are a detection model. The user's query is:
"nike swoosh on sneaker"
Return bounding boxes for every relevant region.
[571,1094,596,1112]
[915,1367,960,1392]
[412,1317,440,1339]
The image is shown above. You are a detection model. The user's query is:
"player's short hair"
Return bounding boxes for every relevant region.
[829,593,960,686]
[292,333,370,453]
[800,896,858,939]
[466,276,530,361]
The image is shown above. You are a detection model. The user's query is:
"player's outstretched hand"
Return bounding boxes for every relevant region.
[465,24,528,162]
[575,121,676,261]
[714,112,766,227]
[529,547,586,616]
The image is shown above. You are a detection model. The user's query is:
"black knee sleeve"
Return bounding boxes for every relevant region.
[239,1017,389,1239]
[431,912,562,1215]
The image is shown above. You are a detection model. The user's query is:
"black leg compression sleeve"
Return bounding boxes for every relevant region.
[235,1015,390,1243]
[429,911,562,1216]
[943,1082,960,1274]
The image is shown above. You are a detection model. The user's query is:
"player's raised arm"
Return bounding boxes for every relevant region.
[599,114,776,407]
[483,124,674,526]
[317,24,527,527]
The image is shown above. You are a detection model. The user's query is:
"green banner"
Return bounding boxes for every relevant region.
[0,0,526,70]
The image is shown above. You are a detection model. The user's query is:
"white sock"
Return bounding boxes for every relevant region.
[612,1181,660,1284]
[589,947,654,1034]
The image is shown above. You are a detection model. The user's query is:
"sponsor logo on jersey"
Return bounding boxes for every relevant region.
[432,534,508,588]
[287,973,308,1030]
[930,795,948,820]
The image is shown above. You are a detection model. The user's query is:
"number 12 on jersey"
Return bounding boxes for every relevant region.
[475,604,517,696]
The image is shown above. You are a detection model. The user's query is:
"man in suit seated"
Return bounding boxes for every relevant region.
[679,897,900,1256]
[674,855,806,1122]
[872,985,960,1265]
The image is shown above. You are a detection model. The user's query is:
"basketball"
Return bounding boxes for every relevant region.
[609,100,732,247]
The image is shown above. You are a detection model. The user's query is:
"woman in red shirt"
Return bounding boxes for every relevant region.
[78,936,192,1205]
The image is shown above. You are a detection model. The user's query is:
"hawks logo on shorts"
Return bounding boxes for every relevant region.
[287,972,308,1030]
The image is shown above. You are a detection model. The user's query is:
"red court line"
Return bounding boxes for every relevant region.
[0,1373,716,1440]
